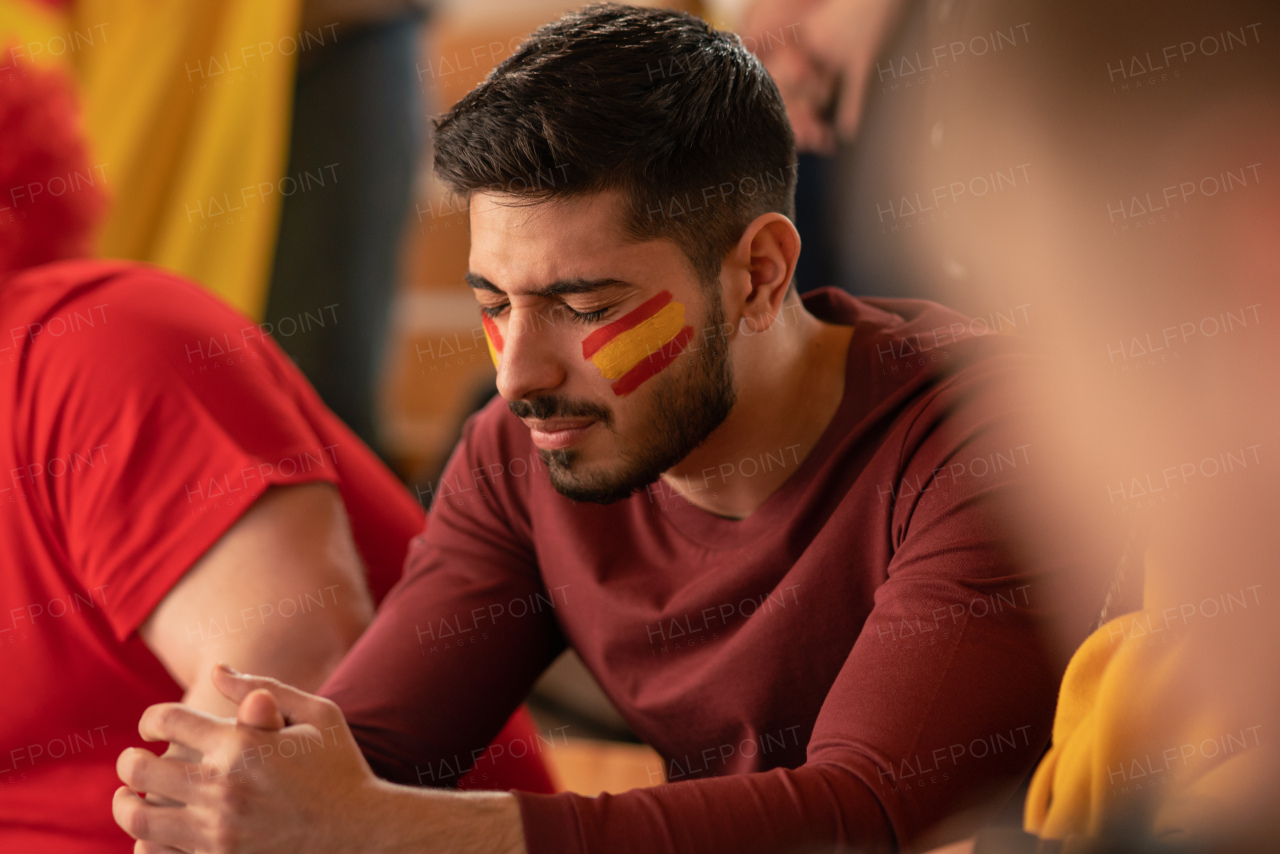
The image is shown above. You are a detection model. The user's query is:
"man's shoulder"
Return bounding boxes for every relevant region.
[5,258,200,309]
[2,259,252,361]
[3,260,315,431]
[804,289,1031,358]
[803,289,1037,420]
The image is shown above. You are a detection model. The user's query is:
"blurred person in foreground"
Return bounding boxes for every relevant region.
[0,59,553,853]
[114,6,1115,853]
[743,0,1280,849]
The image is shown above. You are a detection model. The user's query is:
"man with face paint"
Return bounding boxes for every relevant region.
[116,6,1113,853]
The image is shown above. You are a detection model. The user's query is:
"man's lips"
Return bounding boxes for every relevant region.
[525,418,597,450]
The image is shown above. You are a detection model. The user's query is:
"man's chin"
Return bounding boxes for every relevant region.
[544,455,658,505]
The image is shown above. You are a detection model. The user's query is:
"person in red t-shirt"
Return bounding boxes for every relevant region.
[116,7,1112,854]
[0,58,553,853]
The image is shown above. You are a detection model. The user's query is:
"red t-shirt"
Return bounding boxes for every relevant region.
[0,260,552,852]
[322,289,1112,852]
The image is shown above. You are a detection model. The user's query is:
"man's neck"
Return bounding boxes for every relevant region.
[661,300,854,519]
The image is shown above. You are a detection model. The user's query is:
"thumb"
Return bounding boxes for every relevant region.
[212,663,322,725]
[238,688,287,730]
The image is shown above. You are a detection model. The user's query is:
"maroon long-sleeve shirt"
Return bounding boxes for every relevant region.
[321,289,1106,853]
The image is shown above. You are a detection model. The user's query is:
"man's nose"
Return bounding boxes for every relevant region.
[495,307,568,402]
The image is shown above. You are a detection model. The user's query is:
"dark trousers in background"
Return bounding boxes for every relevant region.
[266,14,425,462]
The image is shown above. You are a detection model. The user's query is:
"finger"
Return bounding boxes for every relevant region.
[135,839,190,854]
[112,786,201,852]
[790,104,836,155]
[799,0,907,142]
[773,49,838,120]
[145,740,204,806]
[213,664,337,726]
[137,703,233,750]
[764,55,837,152]
[238,688,286,730]
[117,747,200,805]
[766,47,819,98]
[162,740,202,763]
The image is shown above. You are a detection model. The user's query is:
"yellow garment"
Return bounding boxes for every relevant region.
[1024,552,1276,846]
[0,1,67,68]
[1,0,304,317]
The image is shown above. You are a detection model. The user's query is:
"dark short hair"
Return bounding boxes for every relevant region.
[433,3,798,285]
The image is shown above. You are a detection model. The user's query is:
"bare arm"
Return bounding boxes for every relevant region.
[139,482,375,716]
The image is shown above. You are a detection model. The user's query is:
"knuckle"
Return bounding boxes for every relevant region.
[117,749,146,788]
[136,707,158,738]
[209,780,231,807]
[198,757,219,781]
[123,802,149,840]
[142,704,177,738]
[228,779,251,810]
[210,813,243,853]
[313,696,341,720]
[212,775,249,811]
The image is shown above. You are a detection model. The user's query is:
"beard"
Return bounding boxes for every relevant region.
[508,291,737,504]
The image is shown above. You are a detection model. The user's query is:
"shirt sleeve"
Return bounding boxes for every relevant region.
[321,405,567,787]
[512,353,1111,853]
[15,270,345,642]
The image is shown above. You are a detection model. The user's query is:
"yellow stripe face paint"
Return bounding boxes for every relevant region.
[581,291,694,396]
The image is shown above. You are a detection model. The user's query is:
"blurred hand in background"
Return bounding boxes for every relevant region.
[741,0,907,150]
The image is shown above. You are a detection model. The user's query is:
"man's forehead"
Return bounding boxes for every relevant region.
[467,190,683,296]
[469,190,627,242]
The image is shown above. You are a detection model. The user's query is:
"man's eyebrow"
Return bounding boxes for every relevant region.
[465,273,632,298]
[465,273,503,293]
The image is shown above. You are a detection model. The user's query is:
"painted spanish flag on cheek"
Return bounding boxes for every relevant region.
[581,291,694,396]
[481,313,504,368]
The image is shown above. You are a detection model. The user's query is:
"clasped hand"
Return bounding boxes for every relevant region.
[114,664,385,854]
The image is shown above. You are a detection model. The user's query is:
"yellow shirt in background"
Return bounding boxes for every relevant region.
[1,0,303,318]
[1025,551,1276,848]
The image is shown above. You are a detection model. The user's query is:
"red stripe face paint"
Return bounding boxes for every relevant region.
[481,313,504,368]
[581,291,674,358]
[609,325,695,396]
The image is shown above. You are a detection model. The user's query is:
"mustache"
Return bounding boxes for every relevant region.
[508,395,612,426]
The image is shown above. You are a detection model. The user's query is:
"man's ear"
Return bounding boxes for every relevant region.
[732,212,801,335]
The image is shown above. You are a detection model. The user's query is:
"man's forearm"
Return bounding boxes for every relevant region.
[366,782,527,854]
[513,760,897,854]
